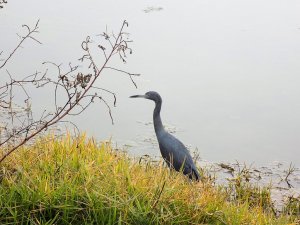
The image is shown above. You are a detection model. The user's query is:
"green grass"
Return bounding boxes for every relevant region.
[0,134,299,224]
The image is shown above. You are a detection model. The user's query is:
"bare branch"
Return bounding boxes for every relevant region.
[0,20,139,163]
[104,66,140,88]
[0,20,41,69]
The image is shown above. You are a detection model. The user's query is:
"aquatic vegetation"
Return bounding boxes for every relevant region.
[0,134,298,224]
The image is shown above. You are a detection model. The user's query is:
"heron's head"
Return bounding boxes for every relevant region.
[130,91,162,102]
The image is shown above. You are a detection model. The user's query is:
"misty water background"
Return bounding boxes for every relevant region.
[1,0,300,171]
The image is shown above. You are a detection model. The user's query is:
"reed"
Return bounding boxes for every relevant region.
[0,134,298,224]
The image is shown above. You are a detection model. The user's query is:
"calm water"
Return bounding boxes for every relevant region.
[1,0,300,166]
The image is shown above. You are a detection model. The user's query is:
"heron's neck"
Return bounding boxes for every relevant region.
[153,100,165,134]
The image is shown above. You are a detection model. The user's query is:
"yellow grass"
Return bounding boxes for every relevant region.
[0,134,298,224]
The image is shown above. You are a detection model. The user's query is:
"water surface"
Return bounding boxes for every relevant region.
[1,0,300,166]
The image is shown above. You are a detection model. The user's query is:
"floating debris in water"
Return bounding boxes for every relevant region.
[213,161,300,210]
[143,6,163,13]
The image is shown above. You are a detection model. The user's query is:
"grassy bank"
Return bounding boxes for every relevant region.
[0,134,298,224]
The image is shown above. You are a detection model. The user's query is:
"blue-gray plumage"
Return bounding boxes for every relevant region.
[130,91,200,181]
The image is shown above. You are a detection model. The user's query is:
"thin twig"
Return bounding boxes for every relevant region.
[0,20,41,69]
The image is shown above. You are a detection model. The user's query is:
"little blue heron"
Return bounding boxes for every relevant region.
[130,91,200,181]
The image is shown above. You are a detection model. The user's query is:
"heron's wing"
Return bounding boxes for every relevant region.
[158,133,197,173]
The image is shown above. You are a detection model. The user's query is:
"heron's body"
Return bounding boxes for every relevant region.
[130,91,200,181]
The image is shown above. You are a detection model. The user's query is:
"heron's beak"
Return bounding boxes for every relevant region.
[129,94,147,99]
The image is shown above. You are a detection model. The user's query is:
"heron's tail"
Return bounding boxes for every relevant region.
[190,167,201,181]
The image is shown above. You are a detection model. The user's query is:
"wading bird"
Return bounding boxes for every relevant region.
[130,91,200,181]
